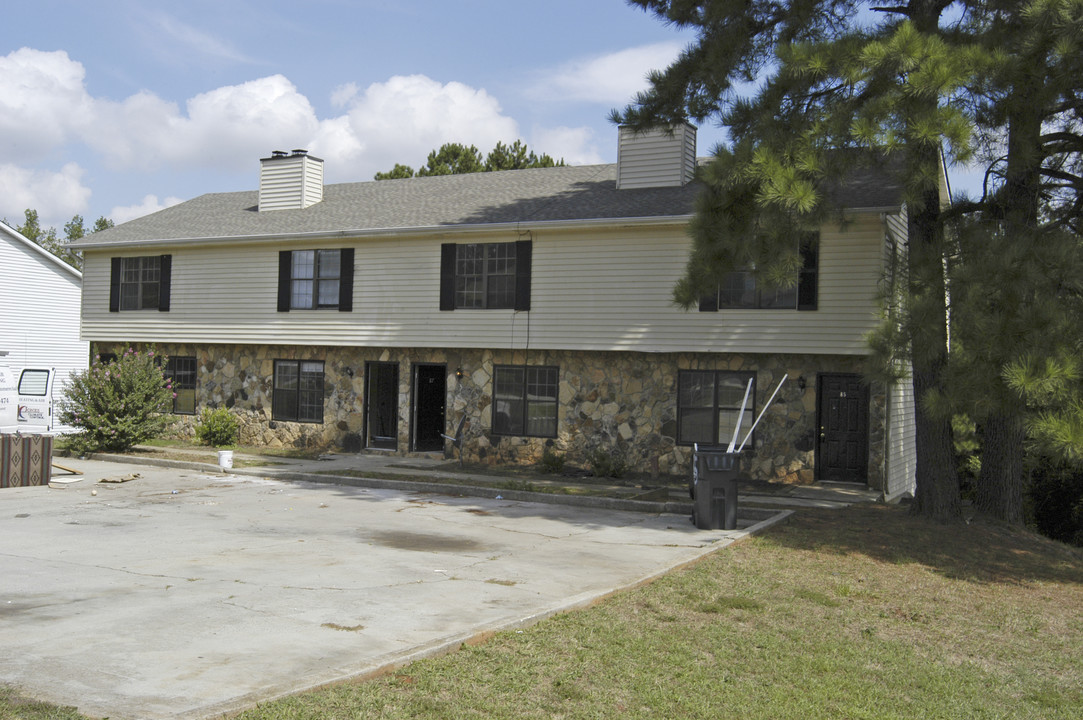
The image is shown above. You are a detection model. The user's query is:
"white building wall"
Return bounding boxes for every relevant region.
[0,224,89,428]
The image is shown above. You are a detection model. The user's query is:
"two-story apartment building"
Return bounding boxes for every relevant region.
[71,126,916,499]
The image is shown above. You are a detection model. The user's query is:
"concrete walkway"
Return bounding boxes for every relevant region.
[2,453,876,719]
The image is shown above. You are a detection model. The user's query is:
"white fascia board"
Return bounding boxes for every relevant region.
[69,215,696,251]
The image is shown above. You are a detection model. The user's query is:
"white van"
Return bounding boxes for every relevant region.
[0,363,60,434]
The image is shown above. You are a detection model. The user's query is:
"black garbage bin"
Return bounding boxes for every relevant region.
[691,445,739,530]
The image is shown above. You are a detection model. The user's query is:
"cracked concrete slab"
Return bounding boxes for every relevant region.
[1,458,788,719]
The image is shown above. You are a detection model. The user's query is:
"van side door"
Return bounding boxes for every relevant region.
[17,368,54,433]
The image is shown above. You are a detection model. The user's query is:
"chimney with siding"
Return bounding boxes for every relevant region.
[616,123,697,190]
[259,149,324,211]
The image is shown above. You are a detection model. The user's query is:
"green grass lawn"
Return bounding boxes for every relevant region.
[4,504,1081,719]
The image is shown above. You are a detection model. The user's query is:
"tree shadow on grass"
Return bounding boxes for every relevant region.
[760,502,1083,587]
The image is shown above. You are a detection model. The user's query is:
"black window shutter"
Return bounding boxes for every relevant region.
[277,251,292,312]
[338,248,354,311]
[699,290,719,312]
[797,232,819,311]
[158,255,171,311]
[109,257,121,312]
[439,243,456,311]
[514,240,532,311]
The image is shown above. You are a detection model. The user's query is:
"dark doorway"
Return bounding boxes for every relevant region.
[412,364,447,452]
[816,373,870,483]
[365,362,398,450]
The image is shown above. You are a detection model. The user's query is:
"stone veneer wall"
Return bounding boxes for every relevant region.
[97,342,885,486]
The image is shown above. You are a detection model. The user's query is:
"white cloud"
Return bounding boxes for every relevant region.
[0,44,615,222]
[530,126,605,166]
[330,82,360,108]
[110,194,185,224]
[0,49,94,162]
[90,75,321,172]
[314,74,520,181]
[529,42,683,105]
[0,163,91,230]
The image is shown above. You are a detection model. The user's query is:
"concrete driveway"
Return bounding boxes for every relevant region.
[1,458,786,719]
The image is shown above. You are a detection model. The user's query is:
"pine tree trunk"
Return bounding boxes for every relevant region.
[902,0,961,521]
[911,366,961,520]
[905,139,960,520]
[977,410,1026,524]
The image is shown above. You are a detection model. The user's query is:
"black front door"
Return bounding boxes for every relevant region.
[412,364,446,452]
[816,373,870,483]
[365,362,398,450]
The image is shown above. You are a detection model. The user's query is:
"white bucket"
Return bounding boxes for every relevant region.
[217,450,234,470]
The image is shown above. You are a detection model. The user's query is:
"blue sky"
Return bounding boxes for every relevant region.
[2,0,723,231]
[2,1,979,233]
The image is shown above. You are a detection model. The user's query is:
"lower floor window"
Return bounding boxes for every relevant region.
[273,360,325,423]
[492,365,558,437]
[163,356,197,414]
[677,370,756,446]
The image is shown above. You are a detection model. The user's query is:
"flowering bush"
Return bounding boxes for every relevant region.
[59,348,175,454]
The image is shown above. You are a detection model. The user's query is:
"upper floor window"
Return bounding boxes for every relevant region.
[163,356,197,415]
[277,249,354,311]
[273,359,325,423]
[440,240,532,311]
[700,232,819,311]
[109,255,171,312]
[677,370,756,447]
[492,364,558,438]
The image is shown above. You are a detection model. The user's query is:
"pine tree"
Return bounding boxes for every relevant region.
[945,0,1083,521]
[617,0,1082,524]
[616,0,972,520]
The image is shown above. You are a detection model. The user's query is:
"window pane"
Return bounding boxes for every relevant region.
[119,256,160,310]
[18,370,49,396]
[292,279,314,309]
[486,274,514,308]
[140,282,159,309]
[717,409,751,446]
[719,271,757,307]
[493,367,525,435]
[120,284,139,310]
[174,388,196,414]
[275,361,299,390]
[454,242,518,309]
[274,388,297,421]
[317,278,339,306]
[525,367,557,437]
[679,408,715,444]
[717,374,753,408]
[317,250,340,278]
[299,362,324,422]
[679,371,715,408]
[760,284,797,308]
[292,251,314,279]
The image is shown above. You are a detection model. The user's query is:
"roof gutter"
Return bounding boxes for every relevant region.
[68,214,697,251]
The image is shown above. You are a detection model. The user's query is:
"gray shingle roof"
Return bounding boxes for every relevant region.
[75,159,904,246]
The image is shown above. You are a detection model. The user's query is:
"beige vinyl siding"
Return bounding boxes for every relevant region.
[81,211,886,355]
[885,365,917,501]
[616,125,697,189]
[258,154,323,210]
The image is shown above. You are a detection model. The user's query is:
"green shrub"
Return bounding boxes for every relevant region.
[195,407,240,448]
[59,348,174,454]
[539,448,566,474]
[588,448,629,479]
